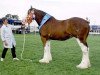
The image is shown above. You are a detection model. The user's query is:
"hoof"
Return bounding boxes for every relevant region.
[76,64,91,69]
[49,58,52,61]
[39,59,49,63]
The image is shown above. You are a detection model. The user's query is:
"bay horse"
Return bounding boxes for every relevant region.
[24,6,91,69]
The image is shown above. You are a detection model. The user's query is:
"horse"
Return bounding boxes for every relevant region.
[24,6,91,69]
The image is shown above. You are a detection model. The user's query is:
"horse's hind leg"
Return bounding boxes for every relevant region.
[39,36,52,63]
[76,38,91,69]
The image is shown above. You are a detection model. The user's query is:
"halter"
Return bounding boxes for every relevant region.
[38,14,51,30]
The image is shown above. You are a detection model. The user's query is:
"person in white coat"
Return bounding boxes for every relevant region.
[0,18,19,61]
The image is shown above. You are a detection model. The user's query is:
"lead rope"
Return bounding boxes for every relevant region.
[21,29,32,62]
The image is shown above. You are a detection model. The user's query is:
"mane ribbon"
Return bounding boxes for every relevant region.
[39,13,51,30]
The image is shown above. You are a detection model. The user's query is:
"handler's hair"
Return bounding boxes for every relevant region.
[2,17,7,23]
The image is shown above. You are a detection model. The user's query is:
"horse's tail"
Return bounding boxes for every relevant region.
[86,17,90,24]
[86,19,90,39]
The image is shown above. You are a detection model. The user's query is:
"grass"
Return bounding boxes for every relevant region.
[0,33,100,75]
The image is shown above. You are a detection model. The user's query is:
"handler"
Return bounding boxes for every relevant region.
[0,17,19,61]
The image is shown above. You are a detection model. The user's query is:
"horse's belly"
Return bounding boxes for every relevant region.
[49,34,71,41]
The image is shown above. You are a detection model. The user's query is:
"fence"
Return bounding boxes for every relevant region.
[89,30,100,35]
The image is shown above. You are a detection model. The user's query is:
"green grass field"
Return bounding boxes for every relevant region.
[0,34,100,75]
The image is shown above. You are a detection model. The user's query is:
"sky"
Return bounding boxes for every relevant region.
[0,0,100,25]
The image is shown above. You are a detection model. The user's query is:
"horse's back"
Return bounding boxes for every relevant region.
[66,17,90,39]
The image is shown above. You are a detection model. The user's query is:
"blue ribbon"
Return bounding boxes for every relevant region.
[39,14,51,30]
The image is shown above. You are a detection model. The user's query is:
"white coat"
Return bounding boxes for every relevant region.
[0,24,16,48]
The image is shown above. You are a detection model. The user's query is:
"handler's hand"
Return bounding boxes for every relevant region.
[3,41,8,46]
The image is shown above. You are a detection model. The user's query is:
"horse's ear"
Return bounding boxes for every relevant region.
[30,6,33,9]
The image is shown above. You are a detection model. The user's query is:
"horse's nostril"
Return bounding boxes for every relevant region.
[33,18,35,20]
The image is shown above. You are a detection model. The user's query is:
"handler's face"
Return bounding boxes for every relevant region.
[4,19,8,25]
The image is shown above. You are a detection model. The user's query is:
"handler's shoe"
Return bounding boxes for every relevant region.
[1,58,4,61]
[13,58,19,61]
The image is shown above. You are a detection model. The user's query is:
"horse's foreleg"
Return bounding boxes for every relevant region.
[39,40,52,63]
[76,38,91,69]
[44,40,52,61]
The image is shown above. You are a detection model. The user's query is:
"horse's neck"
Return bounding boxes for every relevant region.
[35,10,46,26]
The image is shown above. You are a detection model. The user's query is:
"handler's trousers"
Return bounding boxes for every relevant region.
[1,45,16,58]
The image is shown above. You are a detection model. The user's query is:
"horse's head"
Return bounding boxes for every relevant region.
[23,6,46,26]
[23,6,35,25]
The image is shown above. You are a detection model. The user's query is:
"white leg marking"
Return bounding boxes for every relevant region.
[39,40,52,63]
[76,38,91,69]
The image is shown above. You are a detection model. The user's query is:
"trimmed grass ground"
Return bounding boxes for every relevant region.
[0,34,100,75]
